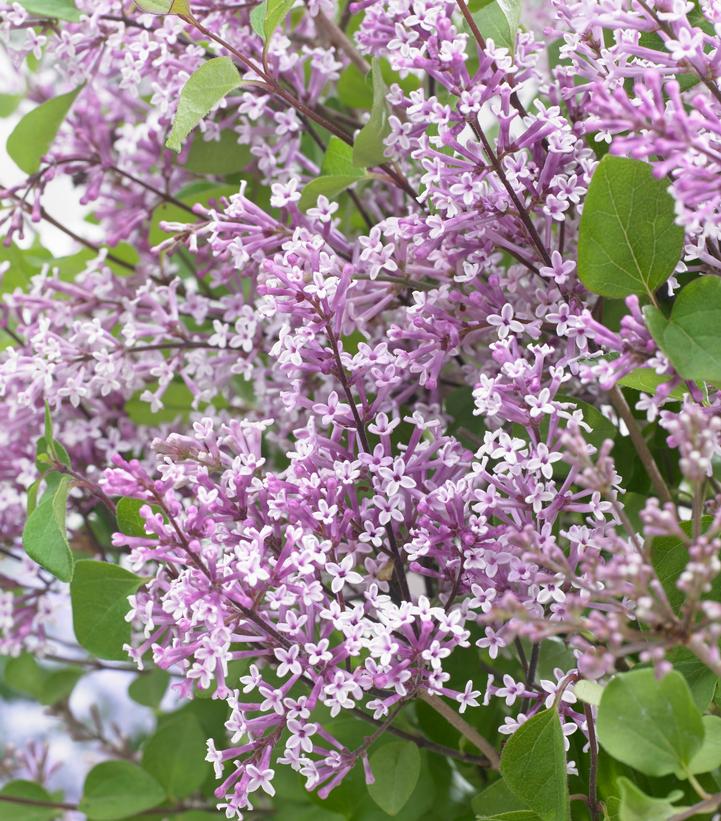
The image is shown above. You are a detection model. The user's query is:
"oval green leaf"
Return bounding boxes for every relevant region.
[78,761,165,820]
[578,156,684,298]
[22,472,73,582]
[367,741,421,816]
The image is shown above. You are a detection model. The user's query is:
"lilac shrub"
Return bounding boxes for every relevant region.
[1,0,721,818]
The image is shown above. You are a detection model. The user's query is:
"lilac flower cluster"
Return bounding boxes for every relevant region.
[3,0,721,816]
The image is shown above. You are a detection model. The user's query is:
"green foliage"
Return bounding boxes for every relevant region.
[16,0,81,20]
[116,496,153,538]
[596,669,704,777]
[78,761,166,820]
[366,741,421,815]
[250,0,297,48]
[0,781,59,821]
[677,714,721,776]
[166,58,243,153]
[4,653,82,705]
[128,669,170,708]
[471,779,529,815]
[184,130,252,175]
[499,709,570,821]
[141,714,209,800]
[300,175,365,210]
[577,156,684,298]
[644,276,721,382]
[70,560,145,660]
[650,517,716,612]
[472,0,522,53]
[22,472,73,581]
[616,778,686,820]
[7,86,82,174]
[353,59,391,168]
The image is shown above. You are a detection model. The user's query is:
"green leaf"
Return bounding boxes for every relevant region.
[116,497,151,538]
[500,709,570,821]
[184,129,252,175]
[574,680,604,706]
[250,0,296,46]
[17,0,81,21]
[471,779,530,815]
[70,559,145,660]
[353,59,391,168]
[472,0,521,53]
[667,647,718,711]
[644,276,721,383]
[577,156,684,298]
[7,86,82,174]
[477,814,543,821]
[617,366,687,400]
[367,741,421,816]
[650,517,716,613]
[299,175,364,211]
[141,714,209,800]
[166,58,242,153]
[0,781,58,821]
[4,653,82,704]
[676,714,721,776]
[596,669,704,776]
[0,93,22,117]
[78,761,165,820]
[128,669,170,709]
[322,136,364,177]
[616,778,685,821]
[22,472,73,582]
[134,0,190,13]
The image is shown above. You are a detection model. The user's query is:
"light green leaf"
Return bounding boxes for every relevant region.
[471,779,529,816]
[250,0,296,46]
[353,59,391,168]
[70,560,145,660]
[574,680,604,706]
[134,0,190,14]
[116,496,151,538]
[17,0,81,21]
[322,136,364,177]
[166,58,242,153]
[617,366,686,399]
[299,174,364,211]
[596,669,704,776]
[184,130,252,175]
[0,94,22,117]
[141,714,209,800]
[367,741,421,816]
[78,761,165,820]
[5,653,82,705]
[676,714,721,776]
[7,86,83,174]
[644,276,721,383]
[473,0,521,53]
[500,709,570,821]
[0,781,58,821]
[577,156,684,298]
[22,472,73,582]
[128,669,170,709]
[616,778,685,821]
[477,814,543,821]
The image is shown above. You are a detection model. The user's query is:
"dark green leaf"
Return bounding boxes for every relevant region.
[353,59,391,168]
[184,129,252,175]
[477,814,543,821]
[596,669,704,776]
[367,741,421,816]
[142,714,209,800]
[577,156,684,298]
[116,497,151,538]
[166,58,242,153]
[500,709,570,821]
[4,653,81,704]
[17,0,81,21]
[650,517,715,613]
[616,777,685,821]
[22,472,73,582]
[7,86,82,174]
[644,276,721,383]
[471,779,529,815]
[70,560,145,660]
[78,761,165,820]
[128,669,170,709]
[667,647,718,711]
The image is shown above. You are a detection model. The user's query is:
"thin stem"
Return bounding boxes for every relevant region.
[0,794,218,815]
[418,691,500,770]
[670,792,721,820]
[608,385,672,505]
